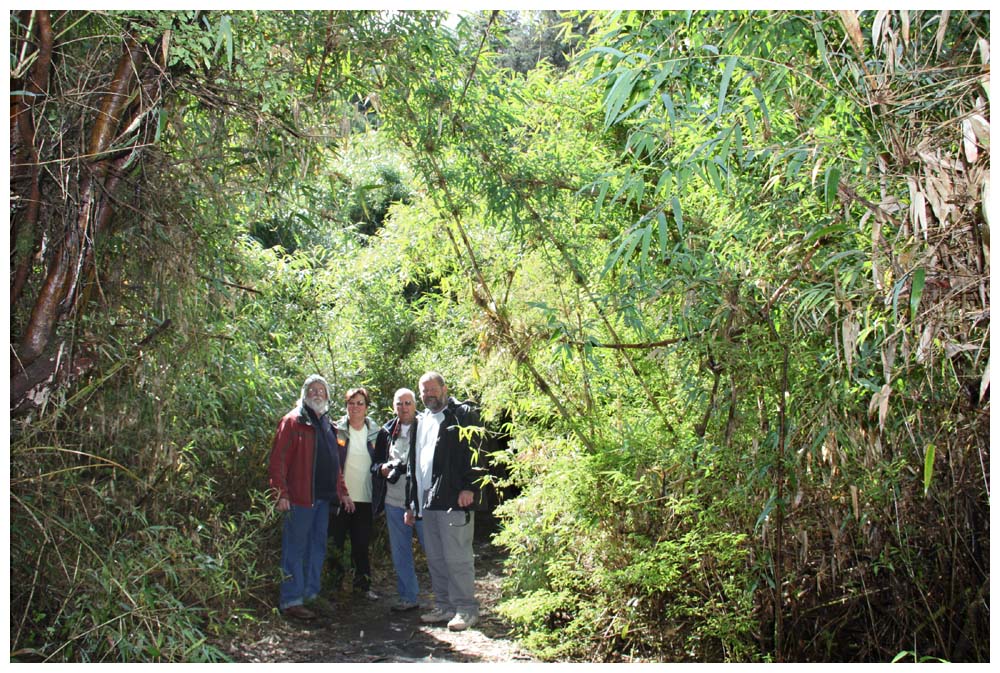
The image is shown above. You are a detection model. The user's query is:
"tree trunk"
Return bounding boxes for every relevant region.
[10,10,53,307]
[11,23,168,409]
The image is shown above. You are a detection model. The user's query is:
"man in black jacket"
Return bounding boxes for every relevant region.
[374,388,424,612]
[405,371,482,631]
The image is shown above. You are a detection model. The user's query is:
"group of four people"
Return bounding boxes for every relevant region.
[267,371,481,632]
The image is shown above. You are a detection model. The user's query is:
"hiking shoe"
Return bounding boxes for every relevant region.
[305,595,334,614]
[282,604,316,621]
[447,613,478,631]
[353,586,380,601]
[420,608,455,624]
[390,599,419,612]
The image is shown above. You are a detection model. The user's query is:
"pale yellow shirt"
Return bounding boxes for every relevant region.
[344,425,373,502]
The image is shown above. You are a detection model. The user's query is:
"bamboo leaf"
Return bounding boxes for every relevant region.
[155,108,167,143]
[923,443,936,495]
[824,164,841,209]
[755,493,777,533]
[639,224,652,270]
[751,86,771,128]
[226,20,234,68]
[786,150,808,179]
[706,160,723,193]
[671,196,685,237]
[651,61,674,92]
[622,229,643,269]
[813,21,828,65]
[595,180,611,218]
[718,126,733,168]
[656,211,669,257]
[585,45,627,61]
[601,229,642,279]
[661,91,677,127]
[910,267,926,320]
[616,97,651,125]
[718,56,737,119]
[655,167,673,197]
[604,68,641,128]
[804,221,847,244]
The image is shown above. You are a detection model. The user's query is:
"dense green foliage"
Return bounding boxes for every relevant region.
[10,9,989,662]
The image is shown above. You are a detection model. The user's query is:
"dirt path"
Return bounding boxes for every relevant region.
[222,514,536,663]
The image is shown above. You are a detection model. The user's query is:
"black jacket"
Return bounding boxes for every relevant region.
[372,415,415,516]
[406,397,483,515]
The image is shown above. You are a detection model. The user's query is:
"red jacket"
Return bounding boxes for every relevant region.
[268,406,347,508]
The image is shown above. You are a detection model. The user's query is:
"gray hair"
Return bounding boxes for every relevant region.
[393,388,416,404]
[299,374,332,405]
[418,371,445,387]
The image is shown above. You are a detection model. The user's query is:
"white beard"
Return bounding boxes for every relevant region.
[304,397,329,416]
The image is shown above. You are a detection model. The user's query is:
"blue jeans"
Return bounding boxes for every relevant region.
[385,503,424,604]
[279,499,330,610]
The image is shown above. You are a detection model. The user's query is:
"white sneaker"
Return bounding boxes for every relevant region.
[447,613,478,631]
[420,608,455,624]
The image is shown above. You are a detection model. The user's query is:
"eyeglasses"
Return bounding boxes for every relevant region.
[395,400,414,406]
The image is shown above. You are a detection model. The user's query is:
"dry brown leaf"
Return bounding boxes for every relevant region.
[837,10,865,54]
[935,10,951,55]
[944,342,978,358]
[881,334,896,383]
[923,173,954,227]
[962,118,979,164]
[872,10,889,52]
[868,387,881,417]
[908,177,927,240]
[878,383,890,433]
[968,113,989,149]
[842,317,858,372]
[983,175,991,270]
[980,353,990,402]
[917,322,935,364]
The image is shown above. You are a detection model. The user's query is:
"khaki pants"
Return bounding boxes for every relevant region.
[422,508,478,616]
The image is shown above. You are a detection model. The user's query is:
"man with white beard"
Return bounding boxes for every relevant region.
[268,374,351,620]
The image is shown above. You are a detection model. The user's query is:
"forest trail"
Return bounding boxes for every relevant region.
[221,515,536,663]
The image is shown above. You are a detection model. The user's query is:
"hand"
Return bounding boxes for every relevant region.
[342,496,356,513]
[457,490,474,509]
[277,496,290,512]
[380,464,391,478]
[404,510,415,526]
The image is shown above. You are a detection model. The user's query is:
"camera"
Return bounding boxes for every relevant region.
[384,458,407,484]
